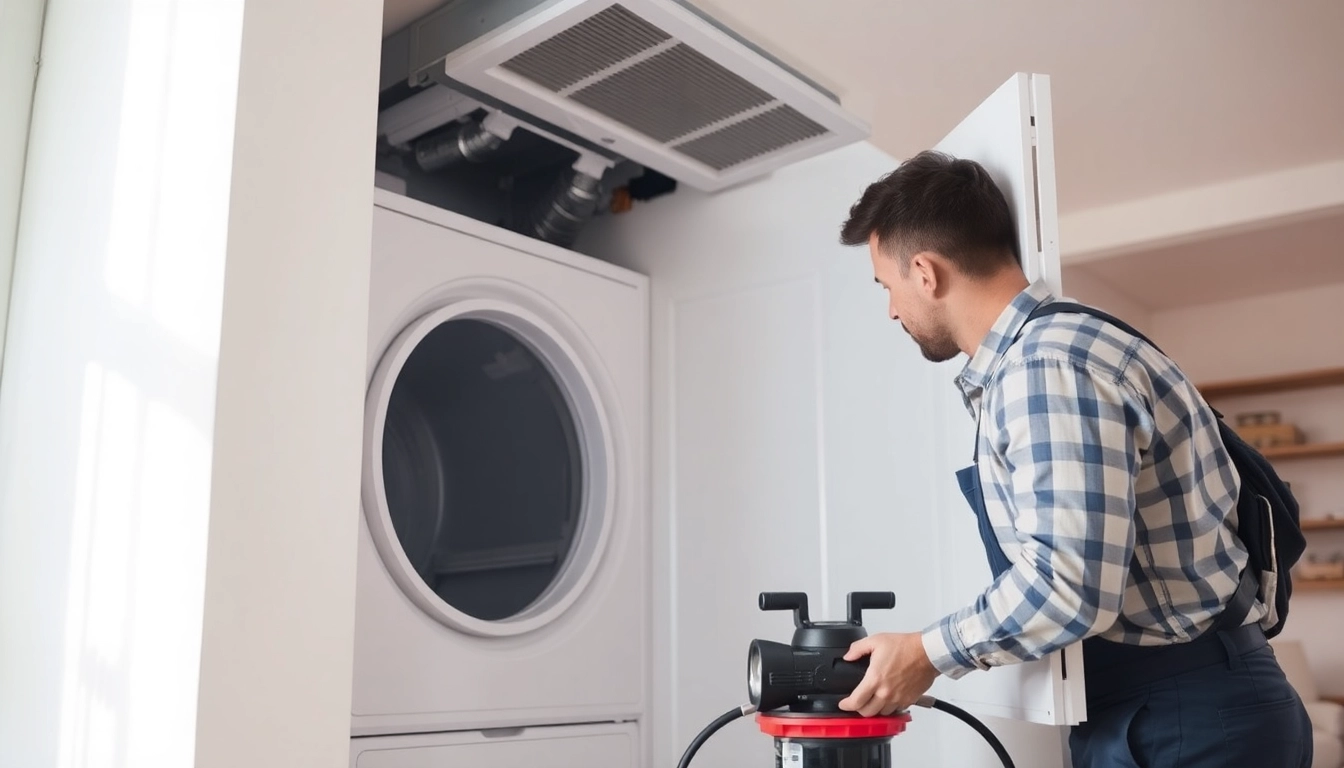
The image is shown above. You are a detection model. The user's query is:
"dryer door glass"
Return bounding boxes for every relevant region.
[381,318,583,622]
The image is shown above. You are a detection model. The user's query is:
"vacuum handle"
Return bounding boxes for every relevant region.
[847,591,896,625]
[759,592,811,628]
[816,657,869,693]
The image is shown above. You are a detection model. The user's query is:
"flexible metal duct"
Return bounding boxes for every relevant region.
[527,167,603,248]
[413,118,506,172]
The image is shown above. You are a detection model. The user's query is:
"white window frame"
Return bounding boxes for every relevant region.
[0,0,46,376]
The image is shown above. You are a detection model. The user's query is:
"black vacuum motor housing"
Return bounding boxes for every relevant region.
[748,591,896,713]
[748,592,910,767]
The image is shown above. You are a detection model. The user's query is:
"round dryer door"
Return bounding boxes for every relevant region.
[362,298,616,637]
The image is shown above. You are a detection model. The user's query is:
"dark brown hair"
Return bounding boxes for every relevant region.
[839,150,1019,277]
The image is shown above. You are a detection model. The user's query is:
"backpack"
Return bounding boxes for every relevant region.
[1025,301,1306,639]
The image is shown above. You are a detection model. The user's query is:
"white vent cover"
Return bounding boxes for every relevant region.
[438,0,870,191]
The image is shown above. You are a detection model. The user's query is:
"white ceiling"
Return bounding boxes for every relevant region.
[1064,209,1344,311]
[381,0,1344,307]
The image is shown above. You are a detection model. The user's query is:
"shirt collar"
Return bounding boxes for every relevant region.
[955,279,1056,402]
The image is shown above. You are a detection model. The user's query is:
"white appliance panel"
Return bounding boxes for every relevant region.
[352,191,648,736]
[351,721,639,768]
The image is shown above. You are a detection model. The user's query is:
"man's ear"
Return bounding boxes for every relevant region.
[908,252,942,297]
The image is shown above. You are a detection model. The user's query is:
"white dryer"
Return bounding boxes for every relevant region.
[352,188,648,738]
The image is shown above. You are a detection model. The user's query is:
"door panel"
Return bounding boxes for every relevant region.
[925,72,1082,726]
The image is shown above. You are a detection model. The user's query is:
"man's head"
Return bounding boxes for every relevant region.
[840,150,1022,362]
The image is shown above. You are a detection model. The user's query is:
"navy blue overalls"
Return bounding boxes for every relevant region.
[960,301,1313,768]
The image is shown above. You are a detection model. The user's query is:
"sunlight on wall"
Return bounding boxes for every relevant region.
[104,0,233,359]
[55,361,214,768]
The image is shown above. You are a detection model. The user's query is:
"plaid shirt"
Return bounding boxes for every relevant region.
[921,280,1258,679]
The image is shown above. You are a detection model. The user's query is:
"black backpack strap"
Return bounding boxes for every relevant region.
[1212,568,1260,633]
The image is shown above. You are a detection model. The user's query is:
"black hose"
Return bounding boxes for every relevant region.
[923,696,1016,768]
[676,704,754,768]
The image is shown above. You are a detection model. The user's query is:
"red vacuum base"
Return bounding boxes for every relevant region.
[756,712,912,739]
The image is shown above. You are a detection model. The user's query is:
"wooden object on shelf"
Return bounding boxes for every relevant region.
[1296,553,1344,580]
[1259,441,1344,461]
[1301,518,1344,532]
[1196,366,1344,462]
[1297,578,1344,592]
[1198,366,1344,399]
[1236,421,1306,450]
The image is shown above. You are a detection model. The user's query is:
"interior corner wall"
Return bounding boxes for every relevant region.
[0,0,45,374]
[1059,264,1154,333]
[1150,281,1344,695]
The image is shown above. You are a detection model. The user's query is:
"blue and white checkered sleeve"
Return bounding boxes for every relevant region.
[922,355,1153,678]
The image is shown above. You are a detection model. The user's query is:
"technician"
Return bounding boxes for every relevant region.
[831,149,1313,767]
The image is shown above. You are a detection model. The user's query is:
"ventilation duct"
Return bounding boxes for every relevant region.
[389,0,870,192]
[412,110,519,171]
[526,166,604,248]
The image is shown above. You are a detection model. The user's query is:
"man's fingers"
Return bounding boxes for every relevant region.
[838,674,876,713]
[844,637,875,661]
[858,685,893,717]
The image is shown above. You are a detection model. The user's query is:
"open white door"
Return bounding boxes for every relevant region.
[923,72,1085,727]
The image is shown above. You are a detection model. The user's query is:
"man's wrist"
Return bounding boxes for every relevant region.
[921,616,980,680]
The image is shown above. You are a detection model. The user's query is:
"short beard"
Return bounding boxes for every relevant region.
[904,322,960,363]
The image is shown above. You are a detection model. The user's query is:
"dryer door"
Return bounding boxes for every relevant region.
[362,296,616,637]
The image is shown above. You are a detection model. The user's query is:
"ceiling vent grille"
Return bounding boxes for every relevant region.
[432,0,869,191]
[498,5,671,92]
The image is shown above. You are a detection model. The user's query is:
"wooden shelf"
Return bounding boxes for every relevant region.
[1198,366,1344,399]
[1296,578,1344,592]
[1322,695,1344,707]
[1302,518,1344,532]
[1259,441,1344,460]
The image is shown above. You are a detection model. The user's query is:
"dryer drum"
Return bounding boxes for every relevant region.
[381,317,586,623]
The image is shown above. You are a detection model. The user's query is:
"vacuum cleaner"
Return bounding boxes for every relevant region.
[676,591,1016,767]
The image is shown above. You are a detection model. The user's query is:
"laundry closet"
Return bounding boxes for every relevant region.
[352,2,1076,767]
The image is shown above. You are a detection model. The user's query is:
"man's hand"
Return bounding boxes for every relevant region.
[837,632,939,717]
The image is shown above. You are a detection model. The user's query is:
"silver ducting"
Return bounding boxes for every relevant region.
[414,120,504,171]
[527,167,604,248]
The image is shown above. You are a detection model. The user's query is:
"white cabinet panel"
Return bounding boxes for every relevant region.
[350,722,639,768]
[670,277,827,766]
[925,73,1082,727]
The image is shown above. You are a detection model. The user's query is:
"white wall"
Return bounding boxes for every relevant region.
[0,0,44,372]
[1149,281,1344,695]
[0,1,382,766]
[579,142,1067,768]
[1059,264,1153,334]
